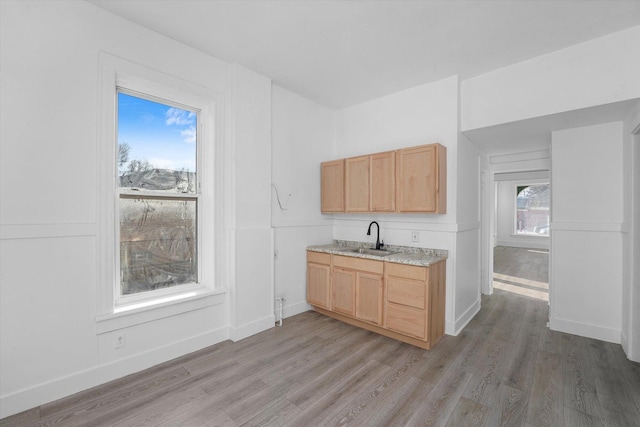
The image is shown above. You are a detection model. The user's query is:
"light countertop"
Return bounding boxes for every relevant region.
[307,240,448,267]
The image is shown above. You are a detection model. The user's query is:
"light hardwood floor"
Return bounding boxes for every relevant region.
[2,247,639,426]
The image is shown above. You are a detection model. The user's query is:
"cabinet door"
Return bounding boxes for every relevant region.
[356,272,383,324]
[386,303,427,339]
[387,276,426,310]
[397,144,446,213]
[345,155,370,212]
[321,159,345,213]
[307,262,331,309]
[370,151,395,212]
[333,267,356,316]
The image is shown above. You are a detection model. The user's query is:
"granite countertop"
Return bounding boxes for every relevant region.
[307,240,448,267]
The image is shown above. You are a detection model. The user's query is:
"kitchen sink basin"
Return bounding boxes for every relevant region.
[345,248,397,257]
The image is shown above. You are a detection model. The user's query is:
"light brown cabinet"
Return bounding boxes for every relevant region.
[385,261,446,345]
[345,155,370,212]
[370,151,396,212]
[356,272,384,325]
[321,143,445,214]
[344,151,395,213]
[332,255,384,324]
[333,267,356,316]
[396,144,446,213]
[321,159,345,213]
[306,252,331,309]
[307,251,446,349]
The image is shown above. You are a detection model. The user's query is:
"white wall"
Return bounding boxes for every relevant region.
[271,86,334,319]
[550,122,625,343]
[461,25,640,131]
[623,102,640,361]
[332,76,481,335]
[230,64,275,338]
[632,131,640,362]
[0,1,273,417]
[455,134,483,321]
[495,172,550,250]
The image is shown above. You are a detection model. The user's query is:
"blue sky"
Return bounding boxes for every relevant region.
[117,92,197,172]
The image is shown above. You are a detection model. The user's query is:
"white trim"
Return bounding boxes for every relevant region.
[551,221,628,233]
[332,218,475,233]
[550,316,621,344]
[0,327,229,419]
[228,314,275,342]
[271,218,335,228]
[281,301,313,320]
[453,297,481,335]
[0,223,96,240]
[456,222,481,232]
[95,289,226,333]
[496,240,549,250]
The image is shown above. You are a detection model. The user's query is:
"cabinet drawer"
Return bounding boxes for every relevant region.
[308,251,331,265]
[385,303,426,339]
[385,262,426,281]
[387,276,426,309]
[333,254,383,274]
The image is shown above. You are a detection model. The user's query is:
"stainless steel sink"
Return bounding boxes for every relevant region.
[345,248,397,257]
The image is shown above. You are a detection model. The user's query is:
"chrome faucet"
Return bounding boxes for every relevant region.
[367,221,382,250]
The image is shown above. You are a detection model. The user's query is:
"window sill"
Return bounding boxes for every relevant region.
[509,233,549,238]
[96,288,227,334]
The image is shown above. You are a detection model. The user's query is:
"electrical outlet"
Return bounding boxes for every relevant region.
[411,231,419,242]
[115,333,126,349]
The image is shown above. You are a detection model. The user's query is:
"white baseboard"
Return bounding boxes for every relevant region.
[229,314,275,342]
[0,327,229,419]
[280,300,312,320]
[550,317,621,344]
[495,240,549,250]
[452,298,481,336]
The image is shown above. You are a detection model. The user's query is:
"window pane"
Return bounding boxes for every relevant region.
[120,197,197,295]
[516,184,550,235]
[117,92,197,194]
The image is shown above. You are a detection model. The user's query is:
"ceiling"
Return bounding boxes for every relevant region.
[88,0,640,155]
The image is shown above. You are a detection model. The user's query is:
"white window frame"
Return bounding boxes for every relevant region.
[96,53,225,332]
[115,88,202,307]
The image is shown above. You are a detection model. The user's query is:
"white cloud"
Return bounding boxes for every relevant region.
[165,108,195,126]
[181,126,196,144]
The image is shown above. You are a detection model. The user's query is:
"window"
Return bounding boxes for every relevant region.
[96,53,224,328]
[515,184,550,235]
[117,91,199,298]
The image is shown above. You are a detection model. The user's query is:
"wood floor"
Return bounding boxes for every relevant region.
[3,248,639,426]
[493,246,549,301]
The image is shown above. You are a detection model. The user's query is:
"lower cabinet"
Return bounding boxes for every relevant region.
[333,267,356,316]
[355,272,383,325]
[307,251,446,349]
[306,251,331,309]
[332,255,384,325]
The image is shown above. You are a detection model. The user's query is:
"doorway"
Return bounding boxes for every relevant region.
[487,171,551,303]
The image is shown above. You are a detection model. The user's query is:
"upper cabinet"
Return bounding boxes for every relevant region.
[321,143,445,214]
[321,159,345,213]
[370,151,396,212]
[345,155,370,212]
[397,144,446,214]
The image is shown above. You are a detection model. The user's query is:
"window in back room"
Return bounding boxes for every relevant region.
[116,90,200,298]
[515,184,550,236]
